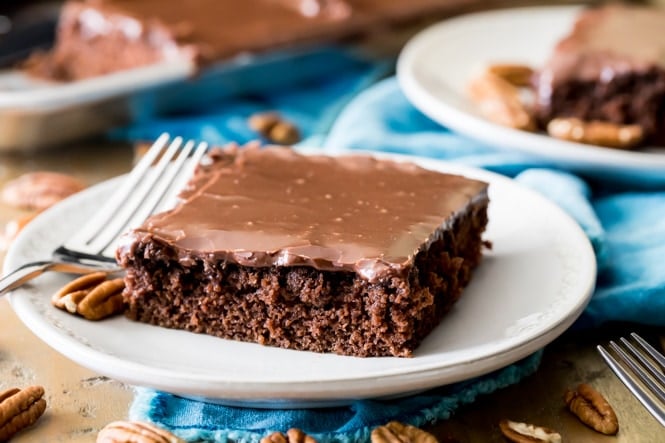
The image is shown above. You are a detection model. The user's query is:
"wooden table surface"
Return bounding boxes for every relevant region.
[0,141,663,442]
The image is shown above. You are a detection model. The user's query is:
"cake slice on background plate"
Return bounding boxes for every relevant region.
[534,4,665,146]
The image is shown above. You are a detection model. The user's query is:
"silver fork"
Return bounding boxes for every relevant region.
[597,332,665,427]
[0,133,208,296]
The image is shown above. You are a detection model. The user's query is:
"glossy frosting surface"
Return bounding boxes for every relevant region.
[130,147,487,280]
[73,0,465,64]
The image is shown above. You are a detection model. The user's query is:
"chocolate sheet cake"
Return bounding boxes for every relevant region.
[30,0,486,81]
[534,5,665,145]
[116,146,489,357]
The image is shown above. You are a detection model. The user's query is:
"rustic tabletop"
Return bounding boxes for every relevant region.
[1,1,665,440]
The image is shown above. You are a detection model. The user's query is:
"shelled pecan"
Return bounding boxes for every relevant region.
[371,421,438,443]
[547,117,644,149]
[261,428,318,443]
[564,383,619,435]
[2,171,86,210]
[51,272,125,320]
[467,71,536,131]
[0,385,47,441]
[487,63,535,87]
[0,212,38,251]
[248,111,301,145]
[269,121,301,145]
[499,419,561,443]
[248,111,282,135]
[97,420,184,443]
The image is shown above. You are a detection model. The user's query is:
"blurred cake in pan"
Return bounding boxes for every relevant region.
[29,0,483,81]
[534,4,665,145]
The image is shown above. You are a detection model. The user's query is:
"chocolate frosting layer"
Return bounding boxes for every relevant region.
[35,0,490,79]
[537,5,665,104]
[76,0,365,64]
[122,147,488,281]
[66,0,484,65]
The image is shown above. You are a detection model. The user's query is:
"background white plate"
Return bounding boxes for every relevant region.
[5,155,596,408]
[397,6,665,184]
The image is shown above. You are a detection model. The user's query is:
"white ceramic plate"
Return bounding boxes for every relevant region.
[5,154,595,407]
[397,6,665,183]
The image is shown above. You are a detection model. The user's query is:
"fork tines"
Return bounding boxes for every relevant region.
[597,332,665,427]
[64,133,208,259]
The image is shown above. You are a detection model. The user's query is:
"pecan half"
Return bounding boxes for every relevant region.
[371,421,438,443]
[2,171,86,210]
[248,111,282,135]
[0,385,47,441]
[499,419,561,443]
[268,121,301,145]
[564,383,619,435]
[77,278,126,320]
[467,72,536,131]
[52,272,107,311]
[0,212,39,251]
[547,117,644,149]
[52,272,126,320]
[97,420,184,443]
[487,63,535,87]
[248,111,301,145]
[261,428,318,443]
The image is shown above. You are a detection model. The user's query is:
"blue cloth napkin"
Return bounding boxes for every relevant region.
[115,54,665,443]
[129,352,540,443]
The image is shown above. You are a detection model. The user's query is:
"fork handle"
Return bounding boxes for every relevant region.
[0,261,55,296]
[0,261,112,296]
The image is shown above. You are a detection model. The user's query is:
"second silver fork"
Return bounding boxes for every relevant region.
[0,133,208,296]
[598,332,665,428]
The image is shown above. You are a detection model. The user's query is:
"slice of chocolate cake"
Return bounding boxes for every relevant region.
[29,0,365,80]
[29,0,494,81]
[116,146,489,357]
[534,5,665,145]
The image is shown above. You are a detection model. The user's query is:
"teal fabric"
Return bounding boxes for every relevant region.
[129,353,542,443]
[116,55,665,442]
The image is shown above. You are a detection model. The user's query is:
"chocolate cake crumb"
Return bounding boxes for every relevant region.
[117,146,489,357]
